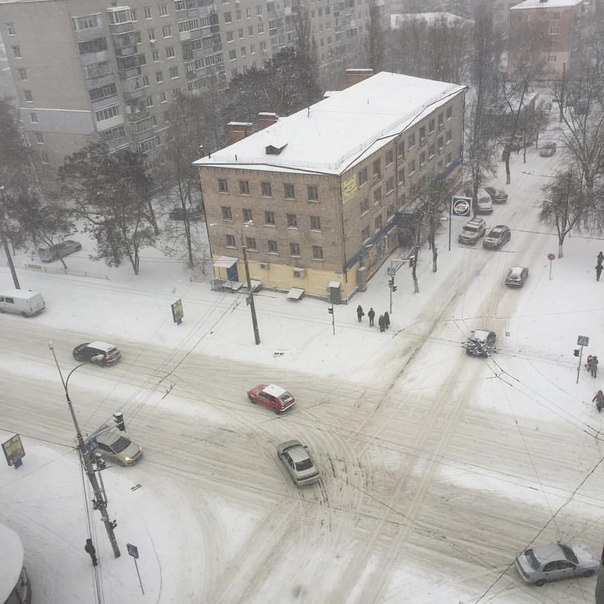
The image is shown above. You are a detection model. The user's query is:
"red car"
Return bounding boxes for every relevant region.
[247,384,296,413]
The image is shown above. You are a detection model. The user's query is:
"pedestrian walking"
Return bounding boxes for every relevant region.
[356,305,364,322]
[383,311,390,329]
[597,264,603,282]
[84,538,98,566]
[378,314,385,332]
[588,355,599,377]
[367,307,375,327]
[597,251,604,266]
[593,390,604,412]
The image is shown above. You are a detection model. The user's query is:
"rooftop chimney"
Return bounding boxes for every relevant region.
[345,68,374,88]
[257,112,279,131]
[227,121,254,144]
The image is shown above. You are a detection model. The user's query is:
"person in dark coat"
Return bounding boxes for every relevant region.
[590,355,599,377]
[597,264,603,282]
[597,251,604,266]
[593,390,604,412]
[356,305,364,322]
[378,314,385,332]
[367,308,375,327]
[84,538,98,566]
[383,311,390,329]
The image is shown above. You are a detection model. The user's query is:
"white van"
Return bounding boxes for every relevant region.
[0,289,46,317]
[476,189,494,215]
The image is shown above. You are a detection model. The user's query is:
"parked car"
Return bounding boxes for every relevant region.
[484,186,508,204]
[539,141,557,157]
[247,384,296,413]
[86,426,143,466]
[458,218,487,245]
[463,329,496,357]
[38,240,82,262]
[0,289,45,317]
[277,440,320,486]
[169,205,202,221]
[72,341,122,366]
[483,225,511,250]
[505,266,529,288]
[515,542,598,586]
[476,189,493,215]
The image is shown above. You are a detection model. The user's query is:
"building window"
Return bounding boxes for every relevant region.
[446,130,452,144]
[398,167,405,185]
[162,24,172,37]
[438,136,444,151]
[166,46,175,58]
[159,3,169,16]
[446,106,452,120]
[310,216,321,231]
[34,132,44,144]
[375,215,383,231]
[385,177,394,194]
[152,49,160,62]
[287,213,297,228]
[312,245,324,260]
[95,105,120,121]
[397,140,405,158]
[284,183,295,199]
[360,198,369,215]
[552,10,560,19]
[226,31,234,42]
[40,152,50,164]
[160,91,167,103]
[239,180,250,195]
[169,66,179,78]
[224,11,232,22]
[242,208,253,222]
[264,211,275,225]
[428,119,435,134]
[438,113,444,128]
[290,242,301,256]
[410,160,416,175]
[246,236,257,251]
[229,50,237,60]
[358,167,368,186]
[146,96,154,107]
[30,112,38,123]
[218,178,228,193]
[549,26,559,36]
[428,144,435,159]
[372,158,381,179]
[307,185,319,201]
[547,55,557,63]
[361,226,370,241]
[239,29,244,39]
[267,240,278,254]
[261,182,272,197]
[221,206,232,220]
[419,126,426,143]
[144,6,152,18]
[18,68,27,80]
[419,151,426,169]
[12,45,21,58]
[225,234,236,247]
[6,22,16,35]
[148,27,156,41]
[156,71,163,82]
[408,132,416,148]
[387,205,395,218]
[385,150,393,165]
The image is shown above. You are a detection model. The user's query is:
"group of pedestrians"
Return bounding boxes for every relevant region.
[356,305,390,332]
[596,251,604,281]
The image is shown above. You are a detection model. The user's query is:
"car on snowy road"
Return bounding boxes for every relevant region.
[505,266,529,288]
[483,225,511,250]
[484,186,508,204]
[463,329,496,357]
[277,440,320,486]
[539,141,557,157]
[73,341,121,366]
[515,542,598,586]
[247,384,296,413]
[86,426,143,467]
[38,240,82,262]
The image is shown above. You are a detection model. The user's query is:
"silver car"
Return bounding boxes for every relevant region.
[515,542,598,586]
[38,240,82,262]
[277,440,320,486]
[87,426,143,467]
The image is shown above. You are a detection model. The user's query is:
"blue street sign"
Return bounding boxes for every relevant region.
[127,543,139,559]
[451,196,472,217]
[577,335,589,347]
[387,267,396,277]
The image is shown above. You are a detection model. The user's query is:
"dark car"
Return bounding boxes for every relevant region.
[539,142,557,157]
[505,266,529,288]
[73,341,121,366]
[38,240,82,262]
[483,225,511,250]
[247,384,296,413]
[484,186,508,204]
[463,329,496,357]
[169,205,202,221]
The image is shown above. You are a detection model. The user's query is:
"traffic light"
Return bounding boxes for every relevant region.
[328,306,333,314]
[388,277,394,287]
[574,349,580,357]
[392,285,397,292]
[113,412,125,431]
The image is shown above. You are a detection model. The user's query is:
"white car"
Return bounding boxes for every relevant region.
[476,189,493,215]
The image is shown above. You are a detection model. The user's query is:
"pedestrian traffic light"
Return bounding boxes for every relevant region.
[328,306,333,314]
[113,412,125,431]
[573,349,580,357]
[388,278,394,287]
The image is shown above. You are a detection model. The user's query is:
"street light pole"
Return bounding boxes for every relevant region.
[0,185,20,289]
[49,343,121,559]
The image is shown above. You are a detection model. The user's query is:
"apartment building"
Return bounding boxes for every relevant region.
[195,71,466,301]
[508,0,593,79]
[0,0,372,181]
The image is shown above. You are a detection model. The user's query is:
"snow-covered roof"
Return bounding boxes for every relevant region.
[390,12,473,29]
[511,0,584,10]
[194,71,466,176]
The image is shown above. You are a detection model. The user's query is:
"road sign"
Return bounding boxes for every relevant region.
[387,267,396,277]
[127,543,139,559]
[451,196,472,217]
[547,253,556,261]
[577,335,590,346]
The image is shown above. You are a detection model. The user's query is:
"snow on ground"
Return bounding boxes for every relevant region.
[2,123,604,604]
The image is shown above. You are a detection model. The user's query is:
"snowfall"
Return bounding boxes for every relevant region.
[2,123,604,604]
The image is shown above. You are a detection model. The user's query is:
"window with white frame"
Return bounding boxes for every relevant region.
[310,216,321,231]
[287,213,297,228]
[312,245,324,260]
[265,210,275,225]
[221,206,232,220]
[267,240,278,254]
[290,242,301,256]
[307,185,319,201]
[159,4,168,16]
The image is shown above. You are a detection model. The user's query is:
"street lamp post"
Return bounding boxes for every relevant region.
[210,222,261,345]
[0,185,20,289]
[48,343,121,559]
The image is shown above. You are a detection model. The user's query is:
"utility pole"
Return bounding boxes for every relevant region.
[0,185,20,289]
[49,343,121,558]
[241,241,261,345]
